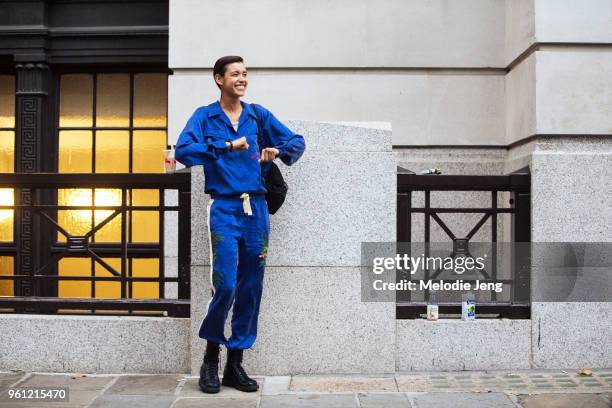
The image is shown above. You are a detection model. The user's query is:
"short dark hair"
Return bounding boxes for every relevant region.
[213,56,244,89]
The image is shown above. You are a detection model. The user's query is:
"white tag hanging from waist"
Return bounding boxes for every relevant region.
[240,193,253,216]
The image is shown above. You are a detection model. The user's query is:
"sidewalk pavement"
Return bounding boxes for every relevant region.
[1,368,610,408]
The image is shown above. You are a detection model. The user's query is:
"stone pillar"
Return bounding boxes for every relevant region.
[190,122,397,375]
[504,0,612,369]
[529,138,612,368]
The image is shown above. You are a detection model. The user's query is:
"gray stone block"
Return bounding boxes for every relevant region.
[395,147,506,176]
[504,139,536,174]
[190,166,211,267]
[288,120,392,152]
[396,319,530,371]
[190,265,213,375]
[190,154,396,267]
[0,315,190,374]
[164,189,179,257]
[190,123,396,268]
[189,123,397,374]
[267,151,396,266]
[531,145,612,242]
[531,302,612,369]
[244,267,395,375]
[191,267,395,376]
[164,256,179,299]
[529,139,612,369]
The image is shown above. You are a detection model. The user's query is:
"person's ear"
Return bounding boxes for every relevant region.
[214,74,223,87]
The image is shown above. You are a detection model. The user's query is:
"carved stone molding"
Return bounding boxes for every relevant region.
[15,63,50,96]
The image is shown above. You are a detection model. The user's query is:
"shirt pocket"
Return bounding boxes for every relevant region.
[203,129,230,145]
[243,132,262,160]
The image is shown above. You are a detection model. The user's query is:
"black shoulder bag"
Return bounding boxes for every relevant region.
[251,104,288,215]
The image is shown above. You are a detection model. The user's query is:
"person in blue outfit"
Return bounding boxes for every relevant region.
[175,56,305,394]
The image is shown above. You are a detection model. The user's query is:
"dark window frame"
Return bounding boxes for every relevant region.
[395,173,531,319]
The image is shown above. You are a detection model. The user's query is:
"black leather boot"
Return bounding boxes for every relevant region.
[221,348,259,392]
[198,341,220,393]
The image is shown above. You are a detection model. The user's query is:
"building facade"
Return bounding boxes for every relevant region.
[0,0,610,374]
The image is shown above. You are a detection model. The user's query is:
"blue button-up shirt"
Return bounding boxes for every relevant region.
[175,101,305,196]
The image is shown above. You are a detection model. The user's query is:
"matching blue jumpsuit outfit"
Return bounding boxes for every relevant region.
[175,101,305,350]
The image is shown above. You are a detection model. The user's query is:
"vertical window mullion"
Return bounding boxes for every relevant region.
[91,74,97,300]
[128,73,134,300]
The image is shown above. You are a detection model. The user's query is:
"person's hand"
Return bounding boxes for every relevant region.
[259,147,279,162]
[227,136,248,152]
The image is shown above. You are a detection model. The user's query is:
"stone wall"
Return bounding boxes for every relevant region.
[189,121,397,375]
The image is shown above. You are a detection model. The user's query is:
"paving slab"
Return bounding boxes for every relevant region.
[411,392,516,408]
[396,370,612,393]
[517,393,611,408]
[88,394,175,408]
[260,394,357,408]
[262,376,291,395]
[290,376,397,392]
[16,373,113,391]
[0,389,101,408]
[0,372,27,391]
[172,397,258,408]
[105,374,183,395]
[179,377,263,397]
[0,374,111,408]
[358,392,412,408]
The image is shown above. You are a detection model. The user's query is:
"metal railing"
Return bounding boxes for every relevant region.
[396,171,531,319]
[0,172,191,317]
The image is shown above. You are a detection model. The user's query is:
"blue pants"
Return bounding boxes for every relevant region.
[198,194,270,350]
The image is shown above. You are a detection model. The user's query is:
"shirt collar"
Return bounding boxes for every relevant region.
[242,101,258,120]
[207,101,223,118]
[208,100,257,120]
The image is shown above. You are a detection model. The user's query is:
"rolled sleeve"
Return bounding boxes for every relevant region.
[261,108,306,166]
[175,108,228,167]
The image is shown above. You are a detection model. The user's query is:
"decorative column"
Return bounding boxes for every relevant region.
[14,63,57,301]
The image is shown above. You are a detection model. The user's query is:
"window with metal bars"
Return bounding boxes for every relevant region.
[55,72,171,306]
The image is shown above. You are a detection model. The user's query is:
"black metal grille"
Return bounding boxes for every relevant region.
[396,172,531,319]
[0,172,191,317]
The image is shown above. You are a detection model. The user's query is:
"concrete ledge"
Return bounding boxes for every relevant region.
[396,319,531,371]
[0,314,190,374]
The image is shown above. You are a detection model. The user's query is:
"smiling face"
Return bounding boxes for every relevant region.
[215,62,248,98]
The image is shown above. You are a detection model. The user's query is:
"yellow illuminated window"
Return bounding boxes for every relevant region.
[0,75,15,295]
[57,72,168,305]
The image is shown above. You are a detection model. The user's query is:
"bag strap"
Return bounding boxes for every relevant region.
[250,103,265,153]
